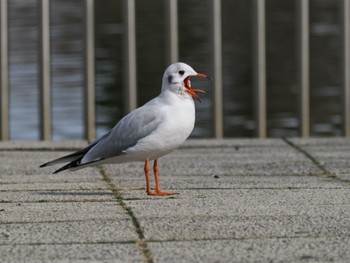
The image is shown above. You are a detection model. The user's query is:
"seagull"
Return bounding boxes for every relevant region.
[40,62,210,196]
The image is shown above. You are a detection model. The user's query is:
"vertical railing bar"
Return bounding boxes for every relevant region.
[341,0,350,137]
[39,0,51,140]
[0,0,9,141]
[210,0,223,138]
[253,0,267,138]
[165,0,178,65]
[122,0,137,113]
[84,0,96,141]
[297,0,310,137]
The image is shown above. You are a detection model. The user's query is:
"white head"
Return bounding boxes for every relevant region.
[161,62,209,102]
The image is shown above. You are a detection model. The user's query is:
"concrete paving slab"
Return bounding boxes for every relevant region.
[0,243,142,263]
[288,138,350,146]
[108,175,346,197]
[138,213,350,241]
[0,173,101,184]
[149,237,350,263]
[104,146,321,183]
[0,190,114,203]
[0,219,137,245]
[0,202,127,223]
[124,188,350,242]
[0,140,87,150]
[182,138,287,148]
[0,181,107,191]
[125,188,350,217]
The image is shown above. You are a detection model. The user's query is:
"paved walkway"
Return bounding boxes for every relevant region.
[1,138,350,262]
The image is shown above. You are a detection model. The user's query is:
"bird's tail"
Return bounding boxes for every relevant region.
[39,153,84,168]
[39,130,111,169]
[52,157,105,174]
[52,159,82,174]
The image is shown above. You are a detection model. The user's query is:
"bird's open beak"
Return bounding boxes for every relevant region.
[184,73,210,102]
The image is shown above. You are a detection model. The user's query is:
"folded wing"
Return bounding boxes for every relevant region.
[39,103,163,173]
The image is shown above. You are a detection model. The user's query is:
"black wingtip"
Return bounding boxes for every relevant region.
[52,157,84,174]
[39,163,47,168]
[53,163,74,174]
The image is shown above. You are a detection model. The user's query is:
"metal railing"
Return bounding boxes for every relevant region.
[1,0,350,140]
[0,0,8,141]
[342,0,350,137]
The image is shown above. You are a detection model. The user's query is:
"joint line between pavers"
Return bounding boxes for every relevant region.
[145,233,350,244]
[282,138,350,186]
[97,165,154,263]
[283,138,330,175]
[0,240,137,246]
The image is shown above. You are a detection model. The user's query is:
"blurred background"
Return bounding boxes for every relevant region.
[0,0,346,140]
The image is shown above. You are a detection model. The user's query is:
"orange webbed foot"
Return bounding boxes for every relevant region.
[147,190,179,196]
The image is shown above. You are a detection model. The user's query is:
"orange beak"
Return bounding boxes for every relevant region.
[184,73,210,102]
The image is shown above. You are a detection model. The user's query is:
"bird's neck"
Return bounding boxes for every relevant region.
[160,87,193,103]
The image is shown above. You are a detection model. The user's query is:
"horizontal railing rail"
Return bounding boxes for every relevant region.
[1,0,350,140]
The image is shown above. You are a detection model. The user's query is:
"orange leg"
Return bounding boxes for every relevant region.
[151,159,178,196]
[144,160,155,195]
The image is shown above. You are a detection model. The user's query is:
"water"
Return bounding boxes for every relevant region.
[6,0,343,140]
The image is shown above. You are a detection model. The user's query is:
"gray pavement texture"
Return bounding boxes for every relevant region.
[1,138,350,262]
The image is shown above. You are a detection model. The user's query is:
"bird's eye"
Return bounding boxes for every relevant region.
[178,70,185,75]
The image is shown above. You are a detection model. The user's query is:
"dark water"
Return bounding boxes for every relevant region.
[7,0,343,140]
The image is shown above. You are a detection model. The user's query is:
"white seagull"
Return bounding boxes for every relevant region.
[40,62,210,196]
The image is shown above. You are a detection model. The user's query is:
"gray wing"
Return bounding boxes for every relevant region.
[80,103,163,164]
